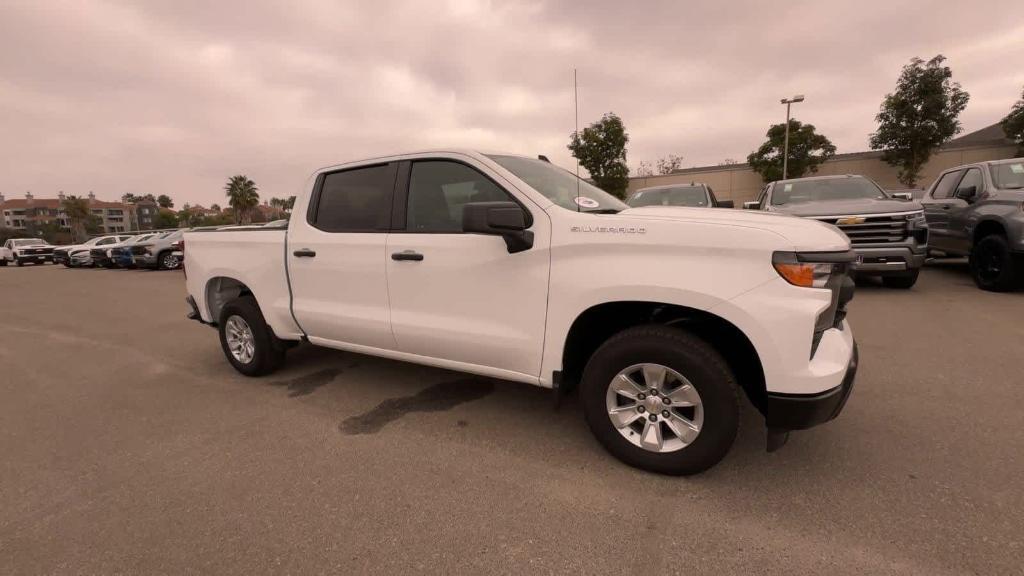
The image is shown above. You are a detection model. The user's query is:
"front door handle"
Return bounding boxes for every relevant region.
[293,248,317,258]
[391,250,424,261]
[942,205,951,210]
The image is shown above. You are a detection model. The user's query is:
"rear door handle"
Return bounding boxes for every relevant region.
[391,250,424,261]
[293,248,317,258]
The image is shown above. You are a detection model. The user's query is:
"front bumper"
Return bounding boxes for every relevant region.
[763,342,858,430]
[851,243,927,274]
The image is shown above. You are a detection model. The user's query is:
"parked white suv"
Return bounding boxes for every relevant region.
[183,151,858,474]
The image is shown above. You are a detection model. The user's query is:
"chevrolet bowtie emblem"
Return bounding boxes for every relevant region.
[835,217,866,225]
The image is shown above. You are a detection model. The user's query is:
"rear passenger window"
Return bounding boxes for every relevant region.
[313,164,397,232]
[931,171,962,199]
[406,161,512,232]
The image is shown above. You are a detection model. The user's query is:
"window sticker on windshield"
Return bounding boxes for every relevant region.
[1010,163,1024,174]
[784,184,793,192]
[574,196,600,209]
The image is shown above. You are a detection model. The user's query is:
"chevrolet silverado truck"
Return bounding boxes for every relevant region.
[1,238,55,266]
[744,174,928,289]
[184,150,858,475]
[921,158,1024,291]
[628,183,734,209]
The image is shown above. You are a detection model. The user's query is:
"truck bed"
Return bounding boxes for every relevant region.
[183,229,303,340]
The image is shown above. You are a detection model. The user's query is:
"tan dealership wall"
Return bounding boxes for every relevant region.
[626,144,1020,206]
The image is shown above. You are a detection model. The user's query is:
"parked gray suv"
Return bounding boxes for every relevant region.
[921,157,1024,291]
[744,174,928,288]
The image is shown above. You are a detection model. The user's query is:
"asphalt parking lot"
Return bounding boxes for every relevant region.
[1,263,1022,574]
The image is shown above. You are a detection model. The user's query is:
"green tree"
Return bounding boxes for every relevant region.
[224,175,260,224]
[1002,86,1024,155]
[747,120,836,182]
[869,55,970,187]
[156,194,174,209]
[61,195,93,242]
[122,193,141,203]
[153,210,179,229]
[656,154,684,175]
[210,203,222,212]
[568,112,630,199]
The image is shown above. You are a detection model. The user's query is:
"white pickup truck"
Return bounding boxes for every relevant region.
[184,150,858,475]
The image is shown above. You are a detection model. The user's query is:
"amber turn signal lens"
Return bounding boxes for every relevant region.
[773,262,815,287]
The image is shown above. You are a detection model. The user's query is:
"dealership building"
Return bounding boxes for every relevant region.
[627,123,1020,205]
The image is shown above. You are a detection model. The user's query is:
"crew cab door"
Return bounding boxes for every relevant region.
[385,157,551,380]
[287,162,399,350]
[947,167,984,254]
[921,169,963,252]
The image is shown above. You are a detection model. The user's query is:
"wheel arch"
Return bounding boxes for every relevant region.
[973,219,1007,245]
[204,276,255,324]
[560,301,767,408]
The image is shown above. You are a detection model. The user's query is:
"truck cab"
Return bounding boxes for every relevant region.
[184,150,859,475]
[920,157,1024,291]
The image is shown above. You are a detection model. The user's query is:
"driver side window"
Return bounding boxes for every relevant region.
[955,168,982,199]
[405,161,513,233]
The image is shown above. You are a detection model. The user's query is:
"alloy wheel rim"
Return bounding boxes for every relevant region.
[606,363,703,453]
[163,254,180,268]
[225,315,255,364]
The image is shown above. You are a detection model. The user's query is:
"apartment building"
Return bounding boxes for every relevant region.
[0,191,136,235]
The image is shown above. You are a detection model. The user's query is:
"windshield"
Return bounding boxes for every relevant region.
[990,161,1024,189]
[83,237,102,246]
[629,186,708,208]
[129,235,153,244]
[13,239,40,246]
[486,155,629,213]
[772,177,887,205]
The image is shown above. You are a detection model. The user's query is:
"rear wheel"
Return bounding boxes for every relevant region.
[882,268,920,289]
[970,235,1018,292]
[580,325,739,475]
[218,295,286,376]
[158,251,181,270]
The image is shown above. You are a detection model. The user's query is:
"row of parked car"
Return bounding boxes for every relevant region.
[628,157,1024,291]
[0,229,185,270]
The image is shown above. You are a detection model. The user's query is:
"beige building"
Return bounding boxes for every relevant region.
[627,123,1020,206]
[0,191,135,235]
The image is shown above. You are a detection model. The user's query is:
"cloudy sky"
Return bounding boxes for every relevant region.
[2,0,1023,206]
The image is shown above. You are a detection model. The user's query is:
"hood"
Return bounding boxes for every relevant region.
[770,197,922,217]
[617,205,849,252]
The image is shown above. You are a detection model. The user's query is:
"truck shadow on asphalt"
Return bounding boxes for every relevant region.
[339,378,497,435]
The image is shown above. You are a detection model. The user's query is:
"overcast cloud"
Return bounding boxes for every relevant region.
[2,0,1023,206]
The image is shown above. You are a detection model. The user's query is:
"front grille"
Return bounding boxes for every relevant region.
[813,214,909,244]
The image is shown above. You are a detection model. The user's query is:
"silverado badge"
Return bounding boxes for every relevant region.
[835,216,866,225]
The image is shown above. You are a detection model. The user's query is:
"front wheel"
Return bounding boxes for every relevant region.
[970,235,1019,292]
[217,295,286,376]
[580,325,739,475]
[882,268,920,289]
[158,251,181,270]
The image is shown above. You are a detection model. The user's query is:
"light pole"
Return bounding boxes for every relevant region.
[780,94,805,180]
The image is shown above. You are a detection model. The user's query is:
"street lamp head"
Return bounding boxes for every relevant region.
[781,95,806,104]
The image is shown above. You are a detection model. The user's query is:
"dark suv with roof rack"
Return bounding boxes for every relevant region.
[921,157,1024,291]
[744,174,928,289]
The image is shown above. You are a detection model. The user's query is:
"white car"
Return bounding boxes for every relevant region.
[183,150,858,475]
[1,238,56,266]
[54,235,134,268]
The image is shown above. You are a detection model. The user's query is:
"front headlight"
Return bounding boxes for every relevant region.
[906,211,927,229]
[772,252,843,288]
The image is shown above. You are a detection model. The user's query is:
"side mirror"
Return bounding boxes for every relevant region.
[891,192,912,201]
[715,200,735,209]
[462,201,534,254]
[957,185,977,201]
[743,201,760,210]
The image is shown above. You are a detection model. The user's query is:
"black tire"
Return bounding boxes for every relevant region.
[580,325,739,476]
[970,235,1018,292]
[217,295,286,377]
[882,268,920,289]
[0,259,7,267]
[157,251,180,270]
[16,259,24,267]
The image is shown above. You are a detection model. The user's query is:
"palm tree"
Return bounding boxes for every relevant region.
[224,175,260,224]
[62,195,92,242]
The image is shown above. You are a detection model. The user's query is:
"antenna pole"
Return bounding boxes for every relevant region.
[574,68,580,212]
